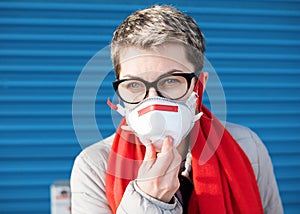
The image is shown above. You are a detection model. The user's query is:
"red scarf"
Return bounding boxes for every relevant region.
[105,74,263,213]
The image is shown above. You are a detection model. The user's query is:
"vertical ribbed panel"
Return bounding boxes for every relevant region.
[0,1,299,213]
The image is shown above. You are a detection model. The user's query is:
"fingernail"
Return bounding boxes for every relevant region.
[168,136,173,143]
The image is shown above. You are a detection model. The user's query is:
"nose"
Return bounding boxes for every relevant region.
[146,87,159,98]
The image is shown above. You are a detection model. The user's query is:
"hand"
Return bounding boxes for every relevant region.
[136,136,182,203]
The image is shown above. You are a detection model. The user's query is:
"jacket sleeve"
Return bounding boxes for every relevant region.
[117,180,182,213]
[250,130,284,214]
[71,152,112,214]
[71,148,182,214]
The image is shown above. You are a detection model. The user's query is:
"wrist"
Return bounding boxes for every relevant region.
[133,180,177,206]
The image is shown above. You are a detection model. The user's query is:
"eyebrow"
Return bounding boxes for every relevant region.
[120,69,186,79]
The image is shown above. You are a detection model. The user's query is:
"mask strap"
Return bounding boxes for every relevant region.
[181,151,192,180]
[107,97,118,110]
[107,97,126,117]
[107,98,134,131]
[194,112,203,122]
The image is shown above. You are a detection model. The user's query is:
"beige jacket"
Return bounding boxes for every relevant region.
[71,122,283,213]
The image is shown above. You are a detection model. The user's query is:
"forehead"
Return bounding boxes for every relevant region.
[118,43,194,78]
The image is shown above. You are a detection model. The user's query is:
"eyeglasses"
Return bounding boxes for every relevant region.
[113,72,197,104]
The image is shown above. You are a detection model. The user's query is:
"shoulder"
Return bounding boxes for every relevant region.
[70,135,115,213]
[71,134,114,196]
[224,122,267,176]
[225,122,283,213]
[72,134,114,181]
[225,121,264,152]
[73,134,114,173]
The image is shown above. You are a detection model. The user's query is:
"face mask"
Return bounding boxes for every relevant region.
[109,92,202,148]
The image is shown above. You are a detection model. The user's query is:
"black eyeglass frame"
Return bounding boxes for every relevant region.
[112,72,198,104]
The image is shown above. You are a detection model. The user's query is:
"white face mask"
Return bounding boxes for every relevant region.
[113,92,203,148]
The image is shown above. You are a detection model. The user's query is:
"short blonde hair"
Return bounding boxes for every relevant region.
[111,5,206,79]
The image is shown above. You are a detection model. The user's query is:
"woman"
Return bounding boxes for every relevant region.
[71,5,283,213]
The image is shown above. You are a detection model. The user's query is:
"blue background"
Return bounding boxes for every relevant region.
[0,0,300,213]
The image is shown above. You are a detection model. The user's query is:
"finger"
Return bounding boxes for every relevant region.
[166,147,182,175]
[138,143,156,178]
[160,153,181,181]
[173,147,182,163]
[152,137,174,175]
[144,143,156,161]
[160,136,173,154]
[139,137,175,180]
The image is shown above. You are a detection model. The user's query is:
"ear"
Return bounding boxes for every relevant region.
[200,72,209,93]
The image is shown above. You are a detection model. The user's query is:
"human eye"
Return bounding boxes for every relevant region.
[165,78,180,84]
[127,82,140,88]
[123,80,144,91]
[159,77,182,87]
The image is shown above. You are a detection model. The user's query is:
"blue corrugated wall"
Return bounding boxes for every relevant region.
[1,1,300,213]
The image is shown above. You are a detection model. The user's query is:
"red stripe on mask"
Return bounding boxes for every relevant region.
[138,104,178,116]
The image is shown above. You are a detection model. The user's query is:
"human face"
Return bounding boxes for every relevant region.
[118,43,197,108]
